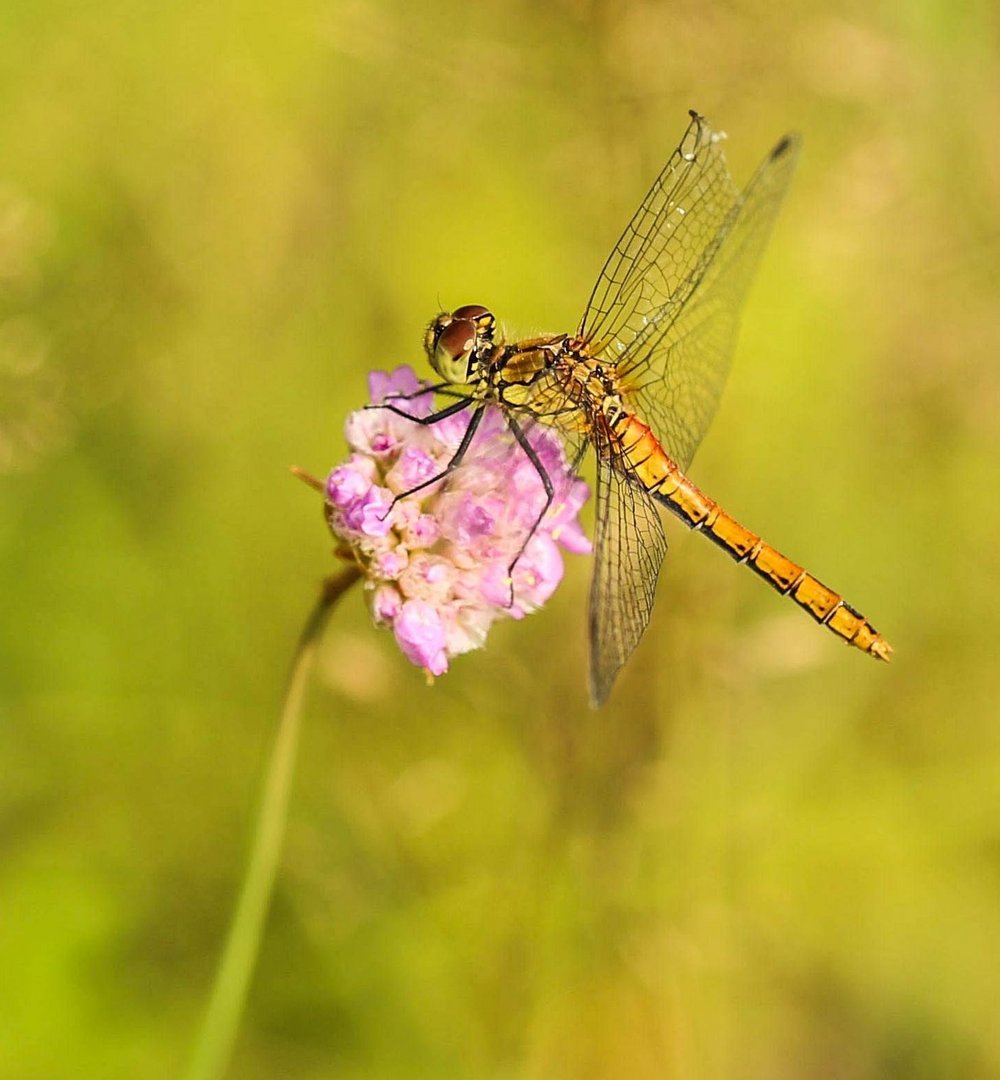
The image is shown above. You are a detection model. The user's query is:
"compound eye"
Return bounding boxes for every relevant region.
[427,317,478,383]
[436,319,476,363]
[453,303,491,321]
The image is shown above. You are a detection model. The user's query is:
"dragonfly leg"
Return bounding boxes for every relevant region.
[367,394,474,425]
[381,404,486,513]
[362,380,456,413]
[503,417,557,608]
[386,381,452,398]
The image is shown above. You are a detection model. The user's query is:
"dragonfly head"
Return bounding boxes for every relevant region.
[424,304,496,385]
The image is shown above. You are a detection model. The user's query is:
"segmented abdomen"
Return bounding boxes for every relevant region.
[611,412,893,660]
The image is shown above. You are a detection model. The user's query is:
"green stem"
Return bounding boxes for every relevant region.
[185,565,362,1080]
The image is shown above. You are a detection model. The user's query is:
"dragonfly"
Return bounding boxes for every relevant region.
[394,110,892,706]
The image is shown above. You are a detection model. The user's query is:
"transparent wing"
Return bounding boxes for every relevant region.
[579,111,800,469]
[619,131,800,469]
[579,110,733,353]
[588,442,668,708]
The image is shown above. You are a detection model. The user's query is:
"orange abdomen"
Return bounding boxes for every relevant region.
[611,413,893,660]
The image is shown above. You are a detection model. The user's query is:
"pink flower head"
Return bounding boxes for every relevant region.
[325,365,591,679]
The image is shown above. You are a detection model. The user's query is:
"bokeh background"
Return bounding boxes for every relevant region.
[2,1,999,1077]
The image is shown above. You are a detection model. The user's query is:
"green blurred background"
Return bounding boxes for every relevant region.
[2,1,999,1077]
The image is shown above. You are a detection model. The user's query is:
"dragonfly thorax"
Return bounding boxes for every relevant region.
[424,304,498,386]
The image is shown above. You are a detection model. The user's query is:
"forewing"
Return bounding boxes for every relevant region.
[578,111,800,470]
[619,130,801,469]
[578,111,739,356]
[588,447,668,708]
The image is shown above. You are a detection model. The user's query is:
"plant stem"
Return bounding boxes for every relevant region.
[185,564,362,1080]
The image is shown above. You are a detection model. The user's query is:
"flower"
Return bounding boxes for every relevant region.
[325,366,591,678]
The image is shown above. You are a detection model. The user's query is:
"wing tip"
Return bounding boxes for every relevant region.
[770,131,802,161]
[588,687,610,710]
[587,666,618,709]
[687,108,711,140]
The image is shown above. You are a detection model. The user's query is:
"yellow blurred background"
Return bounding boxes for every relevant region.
[2,1,999,1077]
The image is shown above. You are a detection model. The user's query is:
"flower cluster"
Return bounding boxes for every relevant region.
[325,366,591,677]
